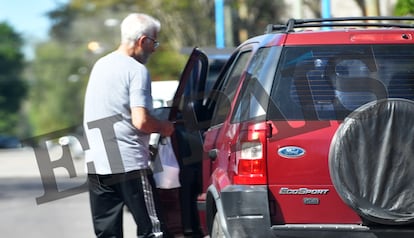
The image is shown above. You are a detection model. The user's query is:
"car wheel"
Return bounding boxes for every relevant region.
[211,212,225,238]
[329,98,414,225]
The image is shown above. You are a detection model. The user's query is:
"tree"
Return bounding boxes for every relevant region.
[395,0,414,15]
[231,0,286,45]
[28,40,87,135]
[0,22,27,135]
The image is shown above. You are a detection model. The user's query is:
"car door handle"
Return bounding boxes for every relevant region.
[171,119,185,124]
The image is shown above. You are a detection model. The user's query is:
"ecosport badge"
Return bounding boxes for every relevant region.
[279,187,329,195]
[278,146,305,159]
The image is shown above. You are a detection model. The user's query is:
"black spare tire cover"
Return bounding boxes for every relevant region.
[329,99,414,225]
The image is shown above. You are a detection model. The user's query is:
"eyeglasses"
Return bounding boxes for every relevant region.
[145,36,159,49]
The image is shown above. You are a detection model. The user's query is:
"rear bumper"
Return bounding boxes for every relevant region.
[271,224,414,238]
[210,185,414,238]
[219,185,272,238]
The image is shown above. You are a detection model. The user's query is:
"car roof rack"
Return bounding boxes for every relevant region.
[265,16,414,33]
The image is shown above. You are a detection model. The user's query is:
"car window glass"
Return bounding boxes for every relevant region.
[232,47,281,123]
[210,50,252,126]
[332,59,378,111]
[176,57,209,129]
[269,45,414,121]
[205,59,228,95]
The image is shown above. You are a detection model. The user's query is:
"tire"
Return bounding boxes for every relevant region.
[211,212,225,238]
[329,99,414,225]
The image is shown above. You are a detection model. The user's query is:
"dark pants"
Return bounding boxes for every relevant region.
[179,164,203,236]
[88,169,169,238]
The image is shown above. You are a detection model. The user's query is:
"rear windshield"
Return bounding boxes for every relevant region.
[268,45,414,120]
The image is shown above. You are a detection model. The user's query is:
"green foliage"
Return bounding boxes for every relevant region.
[0,22,27,135]
[0,23,24,73]
[232,0,286,42]
[28,40,87,135]
[395,0,414,16]
[147,47,187,81]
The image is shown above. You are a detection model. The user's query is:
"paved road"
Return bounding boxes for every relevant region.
[0,147,136,238]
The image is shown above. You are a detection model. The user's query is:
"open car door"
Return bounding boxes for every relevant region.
[152,47,209,235]
[151,47,209,158]
[168,47,210,169]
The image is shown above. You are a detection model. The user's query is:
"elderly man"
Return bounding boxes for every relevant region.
[83,13,174,238]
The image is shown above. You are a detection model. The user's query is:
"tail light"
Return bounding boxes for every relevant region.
[233,123,271,185]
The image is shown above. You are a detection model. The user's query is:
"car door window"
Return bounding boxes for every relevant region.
[232,47,280,123]
[210,50,252,126]
[170,48,208,122]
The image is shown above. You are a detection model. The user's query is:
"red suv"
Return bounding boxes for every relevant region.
[168,17,414,238]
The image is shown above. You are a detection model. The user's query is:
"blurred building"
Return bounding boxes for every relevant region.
[285,0,398,19]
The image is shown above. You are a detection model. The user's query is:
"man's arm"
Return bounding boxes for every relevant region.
[131,106,174,136]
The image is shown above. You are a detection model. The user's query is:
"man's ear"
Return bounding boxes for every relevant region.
[136,36,145,47]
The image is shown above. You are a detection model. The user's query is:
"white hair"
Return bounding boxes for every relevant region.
[120,13,161,48]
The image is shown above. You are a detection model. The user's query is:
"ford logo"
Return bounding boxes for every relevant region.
[278,146,305,159]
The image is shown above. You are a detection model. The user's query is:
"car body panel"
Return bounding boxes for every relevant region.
[266,120,361,224]
[284,29,414,45]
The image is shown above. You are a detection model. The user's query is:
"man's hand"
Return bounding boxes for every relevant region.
[160,120,174,137]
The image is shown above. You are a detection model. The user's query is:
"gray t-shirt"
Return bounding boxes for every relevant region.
[83,51,153,174]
